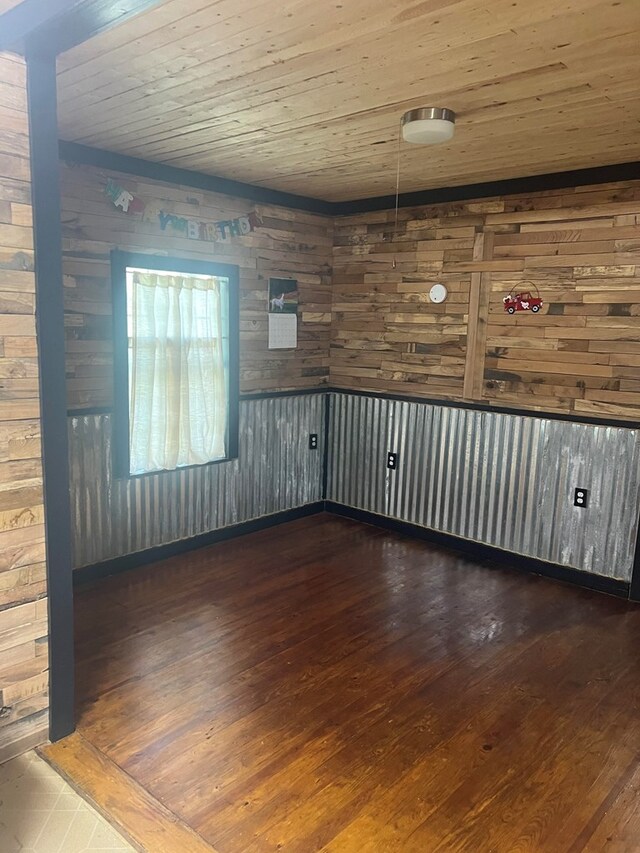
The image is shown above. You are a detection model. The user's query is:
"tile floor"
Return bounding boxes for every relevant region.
[0,750,136,853]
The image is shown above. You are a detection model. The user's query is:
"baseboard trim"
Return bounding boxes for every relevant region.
[74,499,632,600]
[325,502,631,599]
[73,502,325,586]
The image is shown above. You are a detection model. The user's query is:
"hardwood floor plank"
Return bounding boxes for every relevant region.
[246,612,629,852]
[577,762,640,852]
[314,631,638,853]
[67,515,640,853]
[199,571,560,847]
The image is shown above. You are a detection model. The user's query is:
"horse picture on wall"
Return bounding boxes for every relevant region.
[268,277,299,314]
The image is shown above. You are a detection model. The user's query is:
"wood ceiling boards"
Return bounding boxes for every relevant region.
[55,0,640,202]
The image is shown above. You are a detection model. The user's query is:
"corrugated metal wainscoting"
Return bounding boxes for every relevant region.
[327,392,640,581]
[69,394,325,568]
[69,389,640,583]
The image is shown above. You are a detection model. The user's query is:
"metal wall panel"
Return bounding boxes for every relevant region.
[70,390,640,580]
[327,393,640,581]
[69,394,325,568]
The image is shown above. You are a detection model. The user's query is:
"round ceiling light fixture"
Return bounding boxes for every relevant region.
[401,107,456,144]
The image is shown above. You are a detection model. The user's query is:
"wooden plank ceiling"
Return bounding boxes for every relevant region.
[55,0,640,202]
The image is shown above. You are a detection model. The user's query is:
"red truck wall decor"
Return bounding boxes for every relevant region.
[503,285,543,315]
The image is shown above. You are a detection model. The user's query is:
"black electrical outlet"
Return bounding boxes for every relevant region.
[574,487,589,508]
[387,451,398,470]
[309,433,318,450]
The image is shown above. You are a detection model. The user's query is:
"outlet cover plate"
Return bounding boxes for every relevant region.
[574,487,589,508]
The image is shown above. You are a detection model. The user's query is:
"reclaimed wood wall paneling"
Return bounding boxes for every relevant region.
[332,179,640,419]
[60,163,333,410]
[0,51,49,765]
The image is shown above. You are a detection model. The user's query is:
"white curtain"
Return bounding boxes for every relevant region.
[127,271,227,475]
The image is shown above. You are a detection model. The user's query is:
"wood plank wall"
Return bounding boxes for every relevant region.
[484,183,640,418]
[60,163,333,410]
[332,205,480,399]
[0,53,49,764]
[332,180,640,420]
[62,167,640,420]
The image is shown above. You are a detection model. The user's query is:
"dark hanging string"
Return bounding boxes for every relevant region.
[392,121,402,270]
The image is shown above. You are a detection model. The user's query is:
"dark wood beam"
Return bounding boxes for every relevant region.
[58,141,640,217]
[0,0,163,55]
[630,533,640,602]
[26,48,75,741]
[58,141,335,215]
[336,160,640,215]
[0,0,82,52]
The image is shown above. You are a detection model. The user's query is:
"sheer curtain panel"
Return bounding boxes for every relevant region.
[127,271,227,475]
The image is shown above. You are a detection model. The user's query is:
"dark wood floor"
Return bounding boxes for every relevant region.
[66,515,640,852]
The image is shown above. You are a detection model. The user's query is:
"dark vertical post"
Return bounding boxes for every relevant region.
[26,49,75,740]
[322,392,331,500]
[226,265,240,461]
[630,527,640,602]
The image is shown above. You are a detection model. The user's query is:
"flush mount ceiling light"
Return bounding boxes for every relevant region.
[401,107,456,144]
[390,106,456,269]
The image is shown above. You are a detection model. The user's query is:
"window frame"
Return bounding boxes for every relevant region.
[111,249,240,479]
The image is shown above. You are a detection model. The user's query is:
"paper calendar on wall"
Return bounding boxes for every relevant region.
[268,313,297,349]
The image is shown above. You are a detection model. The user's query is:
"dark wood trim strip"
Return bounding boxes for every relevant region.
[0,0,79,51]
[26,50,75,742]
[1,0,165,55]
[59,141,334,215]
[629,521,640,603]
[325,502,631,600]
[321,393,331,501]
[58,142,640,216]
[73,502,325,586]
[110,249,129,479]
[336,161,640,215]
[239,387,329,401]
[227,264,241,461]
[67,387,640,431]
[327,387,640,431]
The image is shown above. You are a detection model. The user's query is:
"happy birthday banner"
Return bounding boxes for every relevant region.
[104,178,262,243]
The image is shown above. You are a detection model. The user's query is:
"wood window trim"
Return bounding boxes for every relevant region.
[110,249,240,480]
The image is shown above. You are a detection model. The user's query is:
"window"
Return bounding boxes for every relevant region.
[111,251,239,477]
